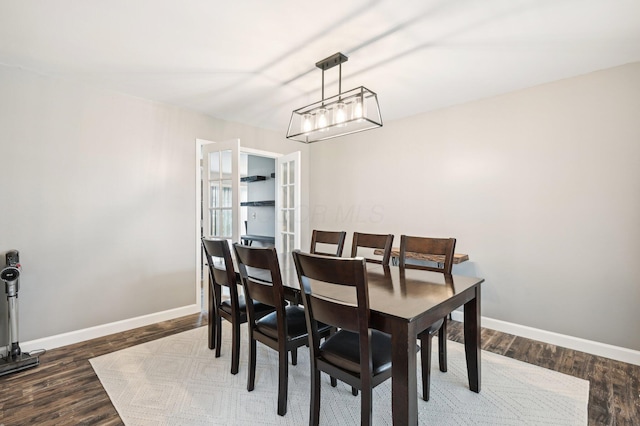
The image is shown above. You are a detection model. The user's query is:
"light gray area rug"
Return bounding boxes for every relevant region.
[90,326,588,425]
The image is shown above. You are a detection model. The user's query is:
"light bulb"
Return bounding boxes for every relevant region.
[352,96,363,121]
[316,108,327,131]
[334,102,346,127]
[302,114,312,133]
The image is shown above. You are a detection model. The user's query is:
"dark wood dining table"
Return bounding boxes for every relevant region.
[284,255,483,425]
[212,252,484,425]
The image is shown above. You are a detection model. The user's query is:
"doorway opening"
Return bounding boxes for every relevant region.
[195,139,283,312]
[240,154,276,248]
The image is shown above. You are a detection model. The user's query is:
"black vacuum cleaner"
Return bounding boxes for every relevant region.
[0,250,39,376]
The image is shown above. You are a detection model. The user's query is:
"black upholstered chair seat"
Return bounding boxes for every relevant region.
[320,330,392,375]
[220,295,274,317]
[256,305,331,339]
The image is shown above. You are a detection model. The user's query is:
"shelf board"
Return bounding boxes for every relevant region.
[241,175,267,182]
[241,200,275,207]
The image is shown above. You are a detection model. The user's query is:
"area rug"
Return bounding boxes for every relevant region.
[90,326,588,425]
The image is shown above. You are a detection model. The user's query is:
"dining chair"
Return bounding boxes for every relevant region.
[292,250,393,426]
[310,230,346,257]
[233,243,332,416]
[350,232,394,265]
[343,233,394,396]
[399,235,456,401]
[201,238,274,374]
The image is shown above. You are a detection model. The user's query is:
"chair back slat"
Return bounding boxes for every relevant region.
[293,250,369,336]
[235,243,274,270]
[399,235,456,274]
[309,294,360,332]
[211,267,231,287]
[351,232,394,265]
[244,276,278,307]
[310,230,346,257]
[233,243,286,316]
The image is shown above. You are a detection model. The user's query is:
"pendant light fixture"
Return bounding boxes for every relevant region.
[286,52,382,143]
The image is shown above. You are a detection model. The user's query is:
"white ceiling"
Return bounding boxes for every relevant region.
[2,0,640,133]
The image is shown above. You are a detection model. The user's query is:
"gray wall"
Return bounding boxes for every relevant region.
[0,65,307,343]
[308,62,640,351]
[3,60,638,354]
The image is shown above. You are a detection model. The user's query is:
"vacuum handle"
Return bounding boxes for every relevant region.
[6,249,20,267]
[2,249,21,294]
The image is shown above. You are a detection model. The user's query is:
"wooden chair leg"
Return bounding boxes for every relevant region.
[421,333,433,401]
[215,315,222,358]
[310,366,321,426]
[208,291,215,350]
[438,318,447,373]
[291,347,298,366]
[329,376,357,395]
[277,349,289,416]
[328,331,337,388]
[231,320,240,374]
[247,335,256,392]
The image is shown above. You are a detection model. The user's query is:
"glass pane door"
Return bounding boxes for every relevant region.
[276,151,301,256]
[202,140,240,243]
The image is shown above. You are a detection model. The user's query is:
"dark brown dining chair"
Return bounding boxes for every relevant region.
[233,243,332,416]
[201,238,274,374]
[310,230,346,257]
[350,232,394,265]
[292,250,393,426]
[399,235,456,401]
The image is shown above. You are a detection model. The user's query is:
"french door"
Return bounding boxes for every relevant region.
[196,140,301,310]
[202,139,241,243]
[275,151,301,256]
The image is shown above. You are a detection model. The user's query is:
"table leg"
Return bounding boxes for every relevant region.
[391,321,418,425]
[463,286,481,393]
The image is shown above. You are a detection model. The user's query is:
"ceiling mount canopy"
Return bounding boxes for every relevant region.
[286,52,382,143]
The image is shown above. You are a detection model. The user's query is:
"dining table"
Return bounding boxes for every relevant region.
[212,250,484,425]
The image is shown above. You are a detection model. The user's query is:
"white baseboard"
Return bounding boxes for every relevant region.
[17,304,202,355]
[450,311,640,366]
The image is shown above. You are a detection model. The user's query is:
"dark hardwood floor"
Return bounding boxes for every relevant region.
[447,322,640,426]
[1,314,638,425]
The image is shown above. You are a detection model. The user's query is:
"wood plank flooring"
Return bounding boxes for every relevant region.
[0,314,638,425]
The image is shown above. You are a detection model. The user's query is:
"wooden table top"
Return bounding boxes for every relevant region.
[223,254,479,319]
[311,264,481,322]
[267,256,481,319]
